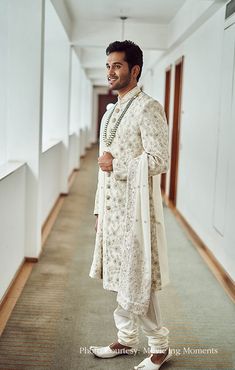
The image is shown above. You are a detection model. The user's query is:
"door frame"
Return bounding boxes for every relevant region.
[169,56,184,206]
[161,65,172,194]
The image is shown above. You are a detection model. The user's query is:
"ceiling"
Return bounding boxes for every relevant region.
[55,0,225,86]
[64,0,187,23]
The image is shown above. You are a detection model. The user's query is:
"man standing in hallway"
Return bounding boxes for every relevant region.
[89,40,171,370]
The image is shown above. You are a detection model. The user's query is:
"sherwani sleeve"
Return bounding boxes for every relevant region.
[112,100,169,180]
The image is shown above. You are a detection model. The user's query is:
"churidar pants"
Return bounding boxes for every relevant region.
[114,291,169,353]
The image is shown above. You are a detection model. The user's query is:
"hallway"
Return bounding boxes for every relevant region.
[0,146,234,370]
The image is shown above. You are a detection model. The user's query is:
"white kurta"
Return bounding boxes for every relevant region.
[89,86,170,303]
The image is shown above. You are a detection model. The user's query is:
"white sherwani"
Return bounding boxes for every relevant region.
[90,86,170,314]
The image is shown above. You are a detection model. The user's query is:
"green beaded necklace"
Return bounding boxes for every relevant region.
[103,93,139,147]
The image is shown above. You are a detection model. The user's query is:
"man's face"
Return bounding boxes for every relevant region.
[106,51,132,91]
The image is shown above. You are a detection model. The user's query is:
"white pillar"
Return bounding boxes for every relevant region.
[42,0,70,193]
[6,0,45,257]
[69,47,82,169]
[86,81,93,148]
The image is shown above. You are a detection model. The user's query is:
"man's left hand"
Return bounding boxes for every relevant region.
[98,151,114,172]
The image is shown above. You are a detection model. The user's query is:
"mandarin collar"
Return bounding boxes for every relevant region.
[117,86,141,105]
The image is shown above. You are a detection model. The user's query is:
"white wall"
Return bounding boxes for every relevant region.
[6,0,45,258]
[69,48,82,169]
[42,0,70,147]
[168,0,217,47]
[50,0,72,39]
[143,5,235,280]
[79,71,87,130]
[40,143,62,225]
[85,82,93,148]
[212,18,235,277]
[68,133,79,176]
[69,48,81,135]
[77,70,93,154]
[42,0,71,194]
[0,166,26,301]
[0,1,7,166]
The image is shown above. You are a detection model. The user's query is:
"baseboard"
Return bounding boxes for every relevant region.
[25,257,38,263]
[68,168,79,189]
[163,194,235,303]
[0,260,34,336]
[0,258,25,308]
[41,195,66,247]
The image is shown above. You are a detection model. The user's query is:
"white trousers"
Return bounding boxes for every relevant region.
[114,291,169,353]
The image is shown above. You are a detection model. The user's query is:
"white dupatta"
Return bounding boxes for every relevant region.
[117,153,153,315]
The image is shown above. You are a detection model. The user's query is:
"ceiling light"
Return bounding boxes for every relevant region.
[120,16,128,40]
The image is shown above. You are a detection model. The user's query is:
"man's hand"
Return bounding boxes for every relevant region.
[98,151,113,172]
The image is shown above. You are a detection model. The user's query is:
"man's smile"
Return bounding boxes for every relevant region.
[108,76,118,82]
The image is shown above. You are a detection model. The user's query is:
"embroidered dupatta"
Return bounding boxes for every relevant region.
[116,152,170,315]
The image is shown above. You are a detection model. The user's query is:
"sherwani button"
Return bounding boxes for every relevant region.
[107,184,110,189]
[107,172,111,177]
[115,108,120,113]
[106,195,110,200]
[106,206,111,210]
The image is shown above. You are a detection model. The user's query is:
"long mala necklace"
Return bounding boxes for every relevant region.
[103,93,139,147]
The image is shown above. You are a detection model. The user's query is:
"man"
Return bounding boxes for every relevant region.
[89,40,171,370]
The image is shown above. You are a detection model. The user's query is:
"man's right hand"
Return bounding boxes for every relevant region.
[98,151,113,172]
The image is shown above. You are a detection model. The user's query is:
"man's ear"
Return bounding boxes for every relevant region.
[131,65,140,80]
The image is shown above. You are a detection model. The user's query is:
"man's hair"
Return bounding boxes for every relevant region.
[106,40,143,81]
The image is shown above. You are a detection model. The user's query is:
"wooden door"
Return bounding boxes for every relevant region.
[169,57,184,206]
[161,66,171,193]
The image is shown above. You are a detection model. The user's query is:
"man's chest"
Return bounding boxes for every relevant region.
[106,107,141,142]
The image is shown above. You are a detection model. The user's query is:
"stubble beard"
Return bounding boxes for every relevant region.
[109,73,131,92]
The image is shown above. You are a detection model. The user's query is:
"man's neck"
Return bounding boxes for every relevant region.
[118,83,138,99]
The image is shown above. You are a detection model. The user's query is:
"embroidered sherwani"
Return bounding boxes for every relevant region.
[90,86,170,310]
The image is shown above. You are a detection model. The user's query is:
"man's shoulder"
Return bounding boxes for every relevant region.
[138,91,164,112]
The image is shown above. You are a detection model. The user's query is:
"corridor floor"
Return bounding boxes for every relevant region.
[0,145,234,370]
